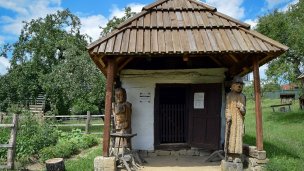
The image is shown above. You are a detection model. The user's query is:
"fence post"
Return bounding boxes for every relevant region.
[85,111,91,134]
[0,113,3,124]
[7,114,18,170]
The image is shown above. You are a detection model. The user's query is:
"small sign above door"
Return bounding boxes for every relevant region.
[194,92,205,109]
[139,92,151,103]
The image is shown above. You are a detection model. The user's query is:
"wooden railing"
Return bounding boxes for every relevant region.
[43,112,104,134]
[0,114,18,170]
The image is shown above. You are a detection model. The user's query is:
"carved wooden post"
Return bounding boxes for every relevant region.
[103,58,116,157]
[85,111,91,134]
[253,56,263,151]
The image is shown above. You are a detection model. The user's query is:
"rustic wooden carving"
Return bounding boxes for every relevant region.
[112,87,132,148]
[225,76,246,162]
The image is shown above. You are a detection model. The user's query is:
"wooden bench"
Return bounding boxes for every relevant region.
[280,94,295,104]
[270,103,292,112]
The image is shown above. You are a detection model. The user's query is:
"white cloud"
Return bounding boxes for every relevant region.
[244,19,258,29]
[109,3,145,19]
[0,56,10,75]
[127,3,145,13]
[279,0,299,12]
[80,15,108,42]
[0,0,62,36]
[204,0,245,19]
[266,0,290,9]
[80,3,145,42]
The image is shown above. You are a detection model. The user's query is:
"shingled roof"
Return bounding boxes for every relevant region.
[87,0,288,76]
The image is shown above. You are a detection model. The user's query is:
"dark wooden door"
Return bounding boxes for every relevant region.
[154,84,188,148]
[189,83,222,150]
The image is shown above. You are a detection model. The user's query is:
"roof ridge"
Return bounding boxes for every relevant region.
[187,0,216,11]
[143,0,169,10]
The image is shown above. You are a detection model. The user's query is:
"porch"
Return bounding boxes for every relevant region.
[118,149,221,171]
[141,155,220,171]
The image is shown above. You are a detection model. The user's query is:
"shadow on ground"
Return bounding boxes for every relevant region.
[244,135,300,159]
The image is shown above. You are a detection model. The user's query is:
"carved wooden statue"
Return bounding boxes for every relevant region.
[112,87,132,147]
[225,76,246,162]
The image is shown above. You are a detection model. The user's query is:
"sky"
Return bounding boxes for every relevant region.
[0,0,299,76]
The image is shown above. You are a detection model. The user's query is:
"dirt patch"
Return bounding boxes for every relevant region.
[140,155,221,171]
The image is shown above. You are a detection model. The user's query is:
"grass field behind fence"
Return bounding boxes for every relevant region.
[54,118,104,133]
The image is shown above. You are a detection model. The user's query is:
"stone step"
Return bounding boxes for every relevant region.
[138,149,212,157]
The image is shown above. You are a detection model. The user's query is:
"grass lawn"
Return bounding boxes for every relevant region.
[244,99,304,171]
[53,118,104,133]
[63,98,304,171]
[65,144,102,171]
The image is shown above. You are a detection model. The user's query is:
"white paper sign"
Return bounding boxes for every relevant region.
[194,92,205,109]
[139,92,151,103]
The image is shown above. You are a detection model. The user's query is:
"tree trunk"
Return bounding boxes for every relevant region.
[45,158,65,171]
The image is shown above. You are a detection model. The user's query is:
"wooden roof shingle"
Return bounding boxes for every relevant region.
[87,0,288,76]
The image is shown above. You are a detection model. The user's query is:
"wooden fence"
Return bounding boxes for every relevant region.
[0,114,18,170]
[43,111,104,134]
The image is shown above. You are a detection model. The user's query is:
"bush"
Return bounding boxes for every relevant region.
[0,129,10,161]
[39,129,98,162]
[15,111,58,159]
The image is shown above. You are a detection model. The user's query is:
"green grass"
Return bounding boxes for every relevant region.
[52,118,104,133]
[244,99,304,171]
[65,144,102,171]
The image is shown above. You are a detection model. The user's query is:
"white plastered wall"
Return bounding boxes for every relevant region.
[120,68,227,150]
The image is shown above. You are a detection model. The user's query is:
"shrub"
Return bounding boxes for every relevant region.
[39,130,98,162]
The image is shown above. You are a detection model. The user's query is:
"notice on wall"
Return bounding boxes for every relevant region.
[139,92,151,103]
[194,92,205,109]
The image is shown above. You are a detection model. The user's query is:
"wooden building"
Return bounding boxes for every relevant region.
[87,0,288,156]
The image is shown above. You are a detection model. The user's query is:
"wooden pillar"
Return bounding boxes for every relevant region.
[103,58,116,157]
[253,56,263,151]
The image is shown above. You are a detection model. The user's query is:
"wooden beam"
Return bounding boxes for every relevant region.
[253,56,263,151]
[97,56,106,68]
[103,58,116,157]
[209,56,223,66]
[118,57,134,71]
[229,54,239,63]
[91,55,106,76]
[228,54,251,76]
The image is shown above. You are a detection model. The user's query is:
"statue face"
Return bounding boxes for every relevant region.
[115,89,125,103]
[231,82,243,93]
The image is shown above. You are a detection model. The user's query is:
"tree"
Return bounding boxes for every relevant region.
[100,7,135,37]
[3,9,105,114]
[256,1,304,84]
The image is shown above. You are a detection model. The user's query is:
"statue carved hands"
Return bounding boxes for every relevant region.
[226,116,232,123]
[236,102,246,115]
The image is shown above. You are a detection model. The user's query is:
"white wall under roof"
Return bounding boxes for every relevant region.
[120,68,227,150]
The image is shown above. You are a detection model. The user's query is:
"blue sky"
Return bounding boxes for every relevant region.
[0,0,298,76]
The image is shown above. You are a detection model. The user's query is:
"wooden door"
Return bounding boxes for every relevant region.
[154,84,188,148]
[189,83,222,150]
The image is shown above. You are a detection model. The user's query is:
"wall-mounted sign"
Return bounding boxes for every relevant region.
[140,92,151,103]
[194,92,204,109]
